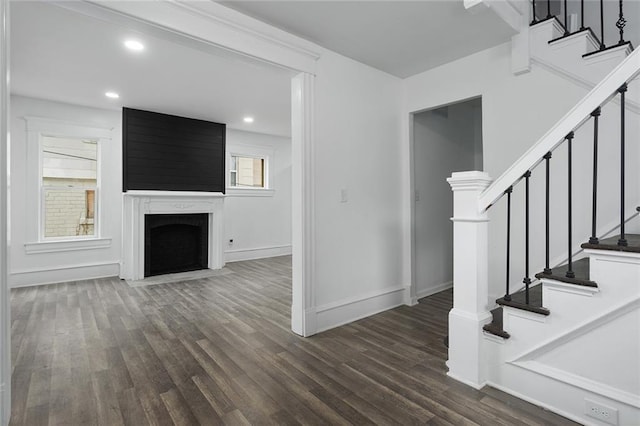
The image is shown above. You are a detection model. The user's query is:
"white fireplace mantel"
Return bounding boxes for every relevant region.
[120,191,225,281]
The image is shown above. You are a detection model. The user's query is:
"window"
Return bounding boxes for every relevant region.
[41,136,98,239]
[226,144,274,197]
[229,155,265,188]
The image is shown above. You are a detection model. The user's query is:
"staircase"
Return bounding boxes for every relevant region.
[447,3,640,425]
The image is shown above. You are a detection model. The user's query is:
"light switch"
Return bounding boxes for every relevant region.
[340,188,348,203]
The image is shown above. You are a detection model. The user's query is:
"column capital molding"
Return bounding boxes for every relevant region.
[447,171,493,191]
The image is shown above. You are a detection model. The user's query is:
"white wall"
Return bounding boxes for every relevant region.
[224,129,292,262]
[313,49,404,330]
[403,41,615,301]
[10,95,122,287]
[413,100,482,298]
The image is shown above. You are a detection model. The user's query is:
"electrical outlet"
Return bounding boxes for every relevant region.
[585,399,618,425]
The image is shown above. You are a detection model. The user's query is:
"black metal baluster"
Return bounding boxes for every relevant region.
[618,83,628,246]
[505,186,513,301]
[564,0,569,35]
[544,152,552,274]
[580,0,585,30]
[547,0,552,19]
[566,132,575,279]
[590,107,601,245]
[523,171,531,304]
[616,0,627,45]
[600,0,606,49]
[532,0,538,25]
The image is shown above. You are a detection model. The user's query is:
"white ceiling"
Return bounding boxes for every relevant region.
[10,1,294,136]
[11,1,516,137]
[221,1,517,78]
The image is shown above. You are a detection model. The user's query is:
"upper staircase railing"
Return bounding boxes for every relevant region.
[479,46,640,305]
[531,0,633,54]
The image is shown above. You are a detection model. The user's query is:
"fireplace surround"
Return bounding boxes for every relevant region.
[120,191,224,281]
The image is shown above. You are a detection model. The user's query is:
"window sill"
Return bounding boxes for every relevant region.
[25,237,112,254]
[226,188,275,197]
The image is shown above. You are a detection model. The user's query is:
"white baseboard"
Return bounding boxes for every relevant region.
[10,261,120,288]
[0,382,6,425]
[315,286,406,333]
[485,380,601,426]
[224,244,292,263]
[0,382,7,426]
[416,281,453,300]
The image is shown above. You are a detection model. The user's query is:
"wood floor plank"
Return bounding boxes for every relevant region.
[10,256,580,426]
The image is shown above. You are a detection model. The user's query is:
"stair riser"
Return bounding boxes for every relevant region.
[530,19,565,45]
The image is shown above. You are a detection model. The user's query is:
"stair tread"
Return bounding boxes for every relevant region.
[530,15,563,28]
[483,307,510,339]
[583,40,634,58]
[548,27,600,48]
[496,284,550,315]
[535,257,597,287]
[581,233,640,253]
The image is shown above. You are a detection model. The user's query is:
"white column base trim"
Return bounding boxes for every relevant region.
[416,281,453,300]
[404,284,418,306]
[446,371,487,390]
[315,286,405,333]
[10,261,120,288]
[447,308,492,389]
[224,244,292,263]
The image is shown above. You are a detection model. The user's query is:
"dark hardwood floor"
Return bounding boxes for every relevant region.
[10,256,578,425]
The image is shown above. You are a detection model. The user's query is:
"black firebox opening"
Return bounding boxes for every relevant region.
[144,213,209,277]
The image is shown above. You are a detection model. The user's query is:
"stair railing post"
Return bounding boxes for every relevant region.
[600,0,606,49]
[616,0,626,45]
[580,0,585,31]
[523,171,531,305]
[447,171,493,389]
[618,83,627,246]
[543,152,552,274]
[566,132,575,279]
[505,186,513,301]
[564,0,569,35]
[589,107,601,245]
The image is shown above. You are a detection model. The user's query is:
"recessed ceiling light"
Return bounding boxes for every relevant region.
[124,40,145,51]
[243,117,254,123]
[105,92,120,99]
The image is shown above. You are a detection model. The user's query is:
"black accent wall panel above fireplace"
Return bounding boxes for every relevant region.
[123,108,225,192]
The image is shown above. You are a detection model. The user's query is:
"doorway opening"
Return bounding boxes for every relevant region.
[411,97,483,300]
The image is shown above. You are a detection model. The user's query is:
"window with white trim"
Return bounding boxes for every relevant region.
[41,135,98,238]
[226,144,274,196]
[229,155,265,188]
[23,116,112,252]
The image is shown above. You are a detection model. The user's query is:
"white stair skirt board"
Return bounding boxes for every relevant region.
[315,286,406,333]
[224,244,292,263]
[10,261,120,288]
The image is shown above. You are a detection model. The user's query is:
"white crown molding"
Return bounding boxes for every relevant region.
[62,0,322,74]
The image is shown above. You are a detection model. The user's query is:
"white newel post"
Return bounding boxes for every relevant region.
[446,171,492,389]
